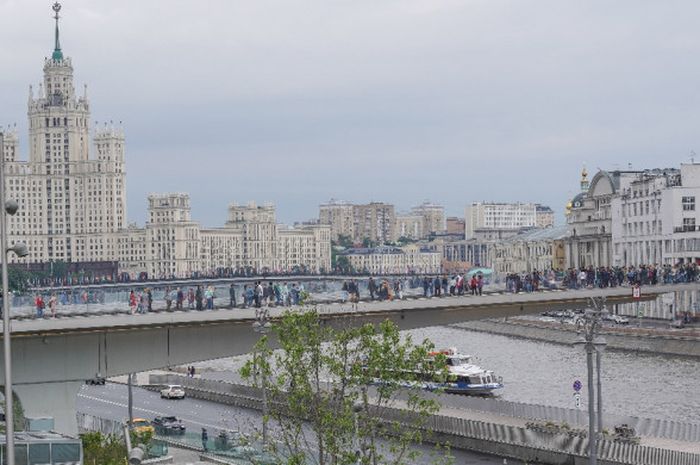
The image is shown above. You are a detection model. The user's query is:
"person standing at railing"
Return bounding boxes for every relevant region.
[49,293,57,318]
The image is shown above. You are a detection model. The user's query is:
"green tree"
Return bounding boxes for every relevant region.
[80,431,127,465]
[335,235,354,248]
[361,238,378,248]
[241,310,453,465]
[335,255,353,274]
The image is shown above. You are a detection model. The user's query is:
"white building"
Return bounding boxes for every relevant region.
[465,202,552,239]
[3,6,332,279]
[611,164,700,266]
[341,245,441,274]
[3,8,127,265]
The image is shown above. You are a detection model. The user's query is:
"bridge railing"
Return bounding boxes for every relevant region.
[149,373,700,465]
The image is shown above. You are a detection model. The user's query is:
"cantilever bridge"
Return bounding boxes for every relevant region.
[0,282,691,433]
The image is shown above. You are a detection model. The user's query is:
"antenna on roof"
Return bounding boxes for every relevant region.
[690,150,696,164]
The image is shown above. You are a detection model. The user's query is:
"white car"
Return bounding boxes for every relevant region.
[160,384,186,399]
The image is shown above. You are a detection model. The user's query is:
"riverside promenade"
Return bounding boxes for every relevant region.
[145,372,700,465]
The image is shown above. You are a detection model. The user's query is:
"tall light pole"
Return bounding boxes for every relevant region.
[574,297,608,465]
[1,131,30,465]
[252,306,271,446]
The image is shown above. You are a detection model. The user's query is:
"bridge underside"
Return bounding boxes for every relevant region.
[0,288,666,433]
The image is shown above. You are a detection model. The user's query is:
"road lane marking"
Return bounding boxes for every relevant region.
[77,393,239,431]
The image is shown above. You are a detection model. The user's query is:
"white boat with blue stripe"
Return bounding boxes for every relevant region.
[425,348,503,396]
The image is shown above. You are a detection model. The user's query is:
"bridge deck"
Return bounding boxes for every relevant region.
[5,283,689,337]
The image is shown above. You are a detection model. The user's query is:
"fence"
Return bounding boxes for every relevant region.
[76,412,124,437]
[435,394,700,443]
[149,373,700,465]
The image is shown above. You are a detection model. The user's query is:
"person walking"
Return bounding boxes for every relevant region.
[165,286,173,311]
[49,293,57,318]
[229,283,237,308]
[368,277,377,301]
[205,286,214,310]
[147,288,153,312]
[129,290,137,315]
[195,285,203,311]
[201,428,208,452]
[176,287,184,310]
[35,294,45,318]
[187,288,195,309]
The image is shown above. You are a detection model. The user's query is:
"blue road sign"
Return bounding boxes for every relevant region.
[573,380,582,392]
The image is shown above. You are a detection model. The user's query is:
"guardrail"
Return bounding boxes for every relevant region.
[149,374,700,465]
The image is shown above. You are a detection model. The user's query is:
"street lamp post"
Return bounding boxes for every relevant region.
[574,297,608,465]
[1,131,29,465]
[252,306,271,446]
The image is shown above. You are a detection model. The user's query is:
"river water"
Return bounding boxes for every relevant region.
[198,325,700,424]
[410,326,700,423]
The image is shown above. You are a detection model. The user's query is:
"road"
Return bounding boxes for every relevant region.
[77,382,528,465]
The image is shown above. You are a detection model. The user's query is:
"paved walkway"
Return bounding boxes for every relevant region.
[8,282,693,336]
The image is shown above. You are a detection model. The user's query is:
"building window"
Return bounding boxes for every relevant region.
[683,217,696,232]
[682,196,695,211]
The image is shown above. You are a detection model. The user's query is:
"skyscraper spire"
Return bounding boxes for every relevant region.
[52,2,63,61]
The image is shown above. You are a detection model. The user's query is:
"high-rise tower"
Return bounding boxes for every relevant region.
[5,3,127,264]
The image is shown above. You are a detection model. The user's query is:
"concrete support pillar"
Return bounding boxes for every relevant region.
[13,381,83,435]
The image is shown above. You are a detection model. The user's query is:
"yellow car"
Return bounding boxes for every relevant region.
[128,418,155,435]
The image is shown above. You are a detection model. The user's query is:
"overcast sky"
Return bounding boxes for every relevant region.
[2,1,700,226]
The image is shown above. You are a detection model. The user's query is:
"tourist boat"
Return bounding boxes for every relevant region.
[424,348,503,395]
[369,347,503,396]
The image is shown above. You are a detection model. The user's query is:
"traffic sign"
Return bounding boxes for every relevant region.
[632,286,641,299]
[573,380,582,392]
[574,392,581,409]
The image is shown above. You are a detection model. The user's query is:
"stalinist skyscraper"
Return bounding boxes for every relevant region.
[2,4,330,277]
[3,2,127,265]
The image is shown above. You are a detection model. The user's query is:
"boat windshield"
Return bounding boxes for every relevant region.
[447,356,471,366]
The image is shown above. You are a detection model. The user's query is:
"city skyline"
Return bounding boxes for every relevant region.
[2,1,700,226]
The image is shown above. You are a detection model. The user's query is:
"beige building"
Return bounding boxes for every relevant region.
[145,194,201,278]
[353,202,396,244]
[446,217,466,236]
[3,10,331,278]
[319,200,396,244]
[411,202,445,235]
[535,205,555,229]
[341,244,441,274]
[394,214,424,241]
[136,199,331,278]
[489,226,569,275]
[3,19,127,265]
[319,199,355,242]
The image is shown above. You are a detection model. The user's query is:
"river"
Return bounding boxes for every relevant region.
[198,325,700,424]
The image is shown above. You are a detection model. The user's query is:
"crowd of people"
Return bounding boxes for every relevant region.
[123,282,310,315]
[504,263,700,293]
[26,263,700,318]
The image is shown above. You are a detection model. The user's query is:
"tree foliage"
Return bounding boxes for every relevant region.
[241,310,453,465]
[80,432,127,465]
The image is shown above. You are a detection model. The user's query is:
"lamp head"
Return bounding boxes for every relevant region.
[8,242,28,257]
[4,200,19,216]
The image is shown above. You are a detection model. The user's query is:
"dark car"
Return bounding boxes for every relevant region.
[85,375,106,385]
[152,416,186,435]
